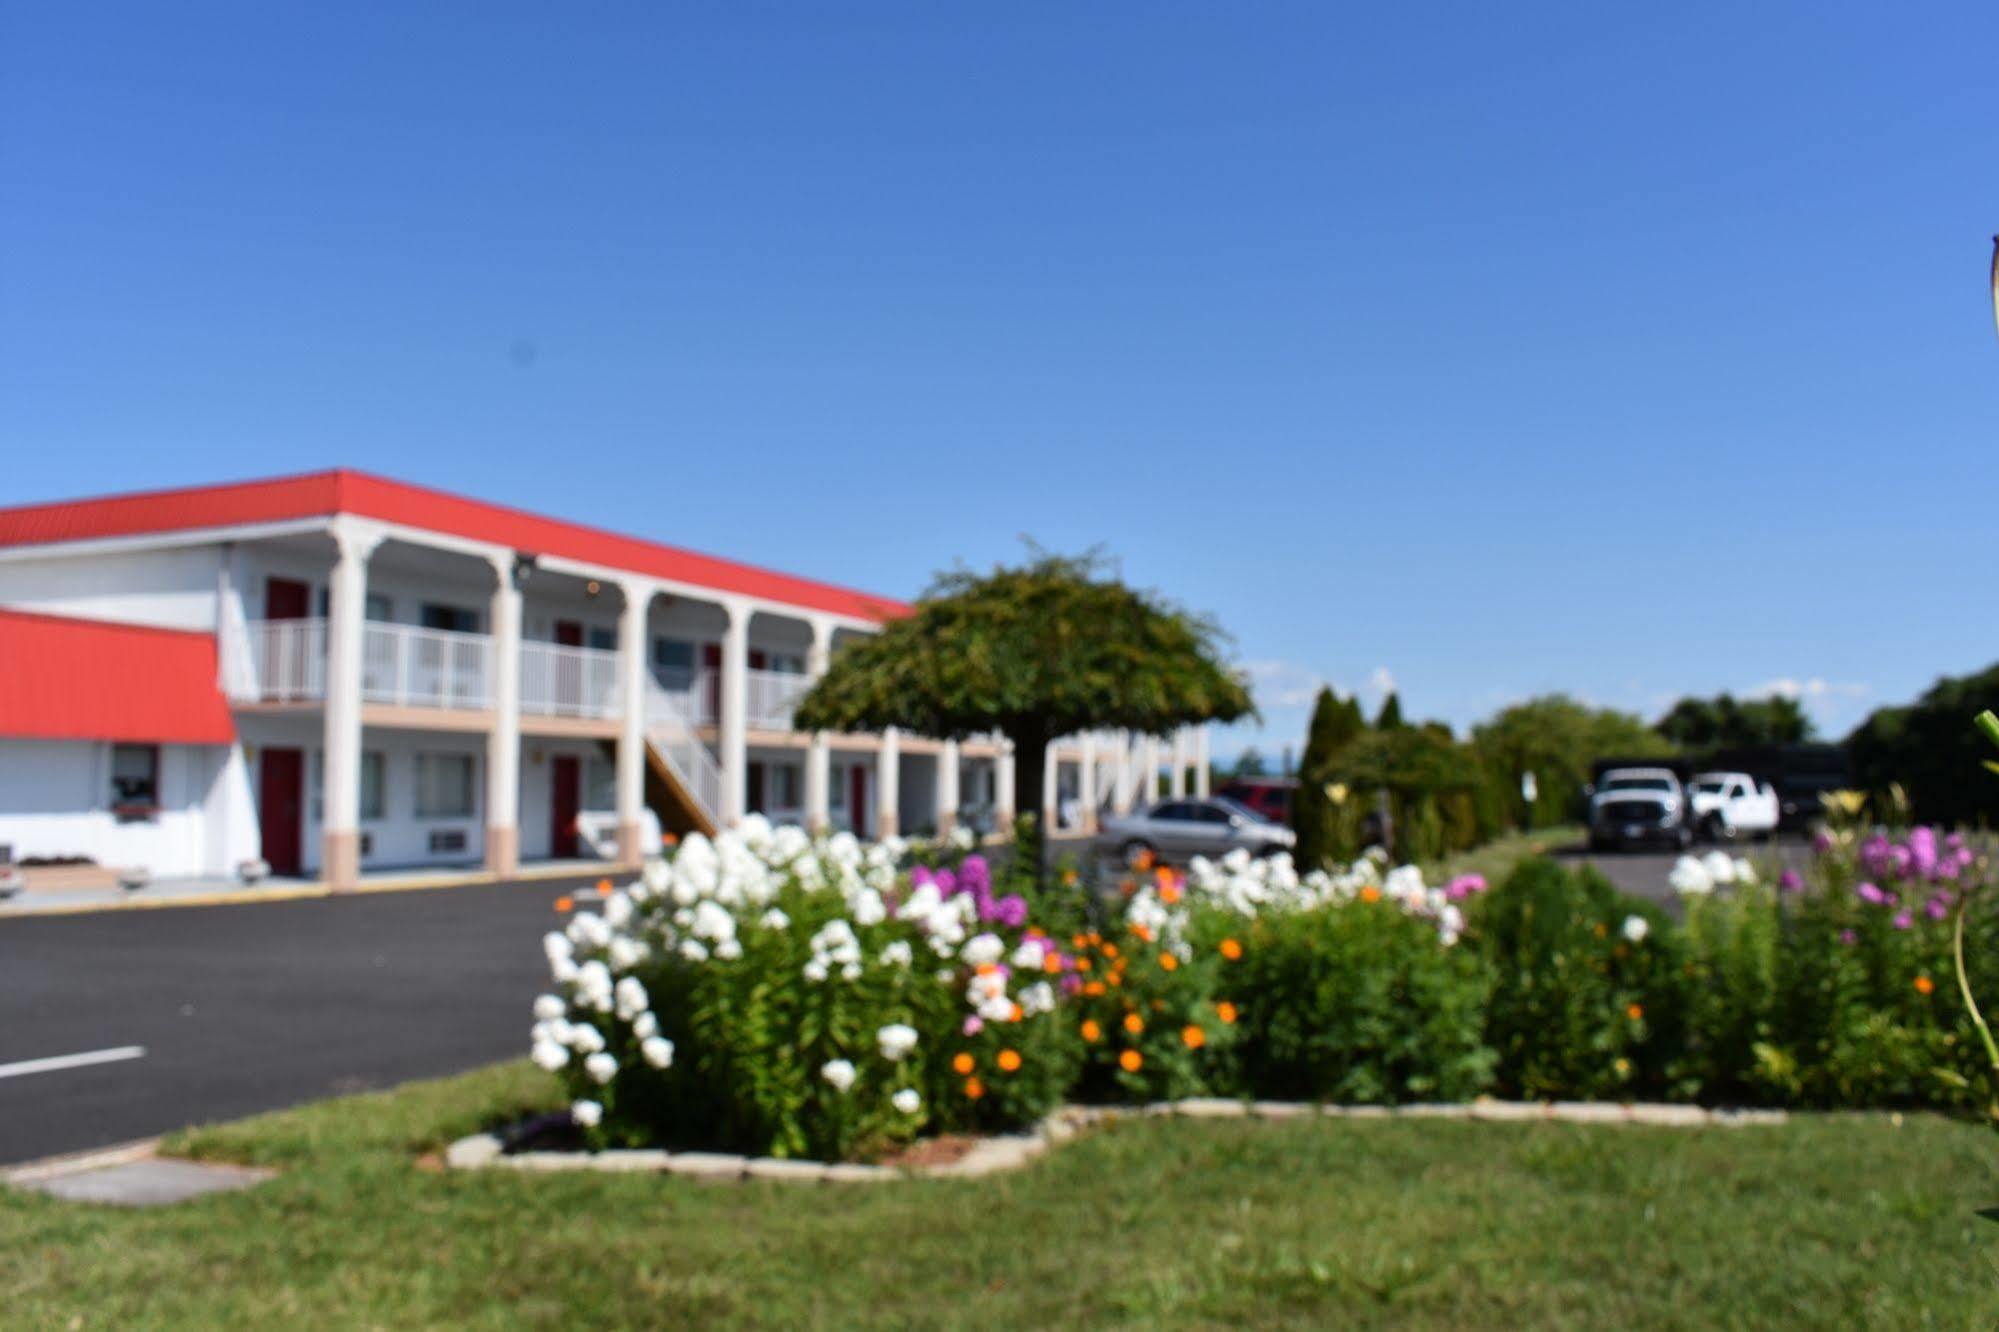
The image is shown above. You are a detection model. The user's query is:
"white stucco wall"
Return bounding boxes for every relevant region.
[0,737,245,877]
[0,545,225,631]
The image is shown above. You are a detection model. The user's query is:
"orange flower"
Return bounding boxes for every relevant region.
[1119,1049,1143,1072]
[1076,957,1093,972]
[1008,1003,1023,1022]
[1219,939,1243,961]
[1102,942,1119,959]
[1122,1011,1144,1035]
[596,878,613,894]
[976,962,998,976]
[1043,954,1063,975]
[1625,1004,1644,1021]
[952,1052,975,1075]
[1181,1024,1206,1050]
[1159,953,1179,972]
[1080,1019,1102,1043]
[1216,1001,1238,1025]
[552,895,574,913]
[1134,849,1155,870]
[659,832,679,848]
[1062,869,1079,887]
[1084,981,1106,997]
[997,1049,1023,1072]
[1915,974,1936,995]
[1132,923,1155,943]
[1106,972,1123,989]
[963,1077,985,1099]
[1160,883,1183,905]
[1359,886,1382,904]
[1072,933,1090,950]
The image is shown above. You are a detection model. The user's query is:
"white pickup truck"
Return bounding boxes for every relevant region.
[1688,772,1780,842]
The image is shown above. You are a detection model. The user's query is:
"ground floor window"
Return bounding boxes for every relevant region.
[584,755,615,811]
[110,743,159,814]
[770,761,800,810]
[310,749,386,822]
[829,763,849,810]
[414,753,477,818]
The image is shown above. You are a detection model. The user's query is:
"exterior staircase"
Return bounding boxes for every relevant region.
[642,674,723,838]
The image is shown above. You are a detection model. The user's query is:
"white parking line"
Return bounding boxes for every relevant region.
[0,1046,146,1081]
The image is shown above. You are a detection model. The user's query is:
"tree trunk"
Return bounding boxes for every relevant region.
[1010,727,1051,883]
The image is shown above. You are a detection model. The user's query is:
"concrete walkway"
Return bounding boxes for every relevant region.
[0,858,613,917]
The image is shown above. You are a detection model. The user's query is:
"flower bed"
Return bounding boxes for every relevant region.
[524,814,1999,1164]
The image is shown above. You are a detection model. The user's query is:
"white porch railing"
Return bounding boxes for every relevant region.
[644,672,723,824]
[745,667,812,730]
[241,617,328,702]
[651,666,706,725]
[521,640,621,719]
[362,622,492,709]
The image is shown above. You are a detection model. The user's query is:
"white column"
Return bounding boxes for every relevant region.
[936,738,960,838]
[1079,732,1098,833]
[1115,731,1135,814]
[1042,743,1059,830]
[1194,726,1211,797]
[1170,728,1189,798]
[322,521,381,890]
[877,727,900,839]
[995,740,1017,829]
[805,617,832,833]
[616,579,654,862]
[719,599,750,825]
[484,551,524,876]
[1144,735,1163,804]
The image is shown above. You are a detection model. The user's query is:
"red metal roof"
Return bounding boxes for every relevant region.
[0,609,236,745]
[0,469,912,623]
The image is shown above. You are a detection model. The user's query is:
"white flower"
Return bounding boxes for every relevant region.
[1012,939,1047,971]
[607,936,648,972]
[820,1058,857,1093]
[841,962,863,982]
[852,888,888,928]
[949,826,975,850]
[584,1051,618,1085]
[690,900,738,944]
[603,891,634,929]
[531,1038,569,1071]
[803,958,830,983]
[892,1088,921,1115]
[961,933,1005,966]
[642,857,670,895]
[880,940,914,968]
[714,938,743,961]
[641,1035,675,1069]
[1733,857,1756,884]
[1669,856,1714,897]
[567,911,612,949]
[760,908,791,931]
[678,938,711,963]
[1622,914,1650,943]
[543,931,575,964]
[876,1023,919,1061]
[1701,850,1737,886]
[1018,980,1056,1016]
[571,1099,603,1128]
[567,1022,606,1054]
[532,994,566,1021]
[632,1011,659,1040]
[614,976,650,1021]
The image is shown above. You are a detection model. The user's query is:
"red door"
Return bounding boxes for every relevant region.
[258,748,304,875]
[702,642,722,723]
[747,761,766,814]
[849,764,868,838]
[265,578,309,621]
[554,621,584,648]
[551,756,581,858]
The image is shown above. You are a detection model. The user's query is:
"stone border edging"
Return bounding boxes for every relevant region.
[442,1096,1788,1182]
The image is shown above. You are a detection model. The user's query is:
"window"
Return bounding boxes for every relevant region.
[311,750,386,822]
[420,603,480,634]
[588,626,617,652]
[770,763,801,810]
[414,753,477,818]
[830,763,849,809]
[652,636,696,687]
[365,593,393,623]
[584,756,616,812]
[766,652,806,675]
[110,744,160,811]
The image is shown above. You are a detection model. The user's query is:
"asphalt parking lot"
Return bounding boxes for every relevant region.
[0,875,596,1166]
[1550,834,1813,911]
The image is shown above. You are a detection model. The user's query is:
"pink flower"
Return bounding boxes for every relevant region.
[1892,911,1913,930]
[962,1015,984,1036]
[1926,894,1951,922]
[1839,929,1858,946]
[1777,870,1804,894]
[1857,881,1888,905]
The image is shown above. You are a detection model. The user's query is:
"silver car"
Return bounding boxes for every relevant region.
[1096,797,1296,867]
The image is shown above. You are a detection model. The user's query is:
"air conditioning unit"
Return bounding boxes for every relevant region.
[429,829,469,855]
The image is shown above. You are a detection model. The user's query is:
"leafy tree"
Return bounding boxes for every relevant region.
[1847,662,1999,825]
[1231,747,1269,779]
[1294,689,1367,867]
[1656,693,1814,752]
[1325,723,1489,861]
[1375,692,1406,731]
[793,551,1256,862]
[1471,695,1674,830]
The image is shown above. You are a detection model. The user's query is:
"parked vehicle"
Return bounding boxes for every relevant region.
[1587,766,1692,851]
[1097,796,1296,867]
[1687,771,1780,842]
[1217,777,1297,827]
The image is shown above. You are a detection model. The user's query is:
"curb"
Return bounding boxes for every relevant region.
[0,863,604,919]
[440,1096,1790,1183]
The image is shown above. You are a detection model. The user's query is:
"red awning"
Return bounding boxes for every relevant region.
[0,608,235,745]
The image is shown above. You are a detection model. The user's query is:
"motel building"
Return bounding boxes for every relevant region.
[0,471,1211,892]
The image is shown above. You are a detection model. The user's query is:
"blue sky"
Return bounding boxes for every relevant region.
[5,3,1997,763]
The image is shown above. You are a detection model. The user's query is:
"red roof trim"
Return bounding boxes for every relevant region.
[0,469,911,624]
[0,608,236,746]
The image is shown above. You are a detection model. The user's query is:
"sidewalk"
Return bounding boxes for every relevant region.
[0,859,612,918]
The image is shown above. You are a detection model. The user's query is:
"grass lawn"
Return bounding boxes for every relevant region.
[1426,825,1586,887]
[4,1062,1997,1329]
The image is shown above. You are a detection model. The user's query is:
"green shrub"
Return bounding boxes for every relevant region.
[1230,897,1494,1104]
[1469,858,1690,1101]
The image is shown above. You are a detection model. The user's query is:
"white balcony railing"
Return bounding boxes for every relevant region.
[521,640,621,719]
[745,667,812,730]
[362,622,492,709]
[651,666,706,725]
[644,673,723,822]
[242,617,328,702]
